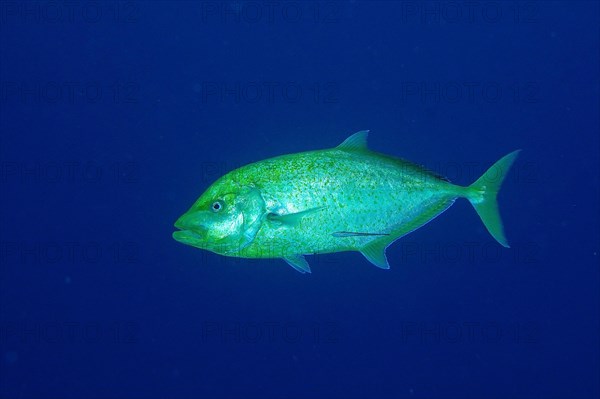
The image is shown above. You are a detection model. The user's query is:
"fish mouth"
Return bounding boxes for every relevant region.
[172,226,209,249]
[173,215,208,245]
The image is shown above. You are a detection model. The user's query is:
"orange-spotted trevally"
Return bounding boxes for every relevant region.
[173,131,519,273]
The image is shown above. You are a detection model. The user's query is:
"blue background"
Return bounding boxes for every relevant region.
[1,1,598,398]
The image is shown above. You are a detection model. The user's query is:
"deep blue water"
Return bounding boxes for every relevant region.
[1,1,599,398]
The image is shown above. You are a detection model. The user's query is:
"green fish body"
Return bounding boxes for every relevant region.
[173,131,520,273]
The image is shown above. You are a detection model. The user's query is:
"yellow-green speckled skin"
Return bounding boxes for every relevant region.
[174,134,466,261]
[232,148,459,258]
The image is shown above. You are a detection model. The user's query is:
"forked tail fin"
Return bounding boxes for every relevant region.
[466,150,521,248]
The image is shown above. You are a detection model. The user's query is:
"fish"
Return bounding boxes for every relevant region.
[173,130,520,274]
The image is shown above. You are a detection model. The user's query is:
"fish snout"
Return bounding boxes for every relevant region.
[174,212,208,237]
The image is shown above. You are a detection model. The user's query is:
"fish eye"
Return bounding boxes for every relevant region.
[211,200,224,212]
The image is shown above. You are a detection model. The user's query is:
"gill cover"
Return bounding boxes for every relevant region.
[203,185,267,255]
[234,186,266,251]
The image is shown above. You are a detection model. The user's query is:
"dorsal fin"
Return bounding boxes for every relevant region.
[336,130,370,152]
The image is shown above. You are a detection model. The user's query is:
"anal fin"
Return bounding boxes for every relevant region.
[359,197,456,270]
[361,240,390,269]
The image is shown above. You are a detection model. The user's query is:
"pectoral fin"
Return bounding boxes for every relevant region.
[283,254,311,274]
[268,207,324,227]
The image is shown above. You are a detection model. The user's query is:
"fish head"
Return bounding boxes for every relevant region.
[173,177,266,255]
